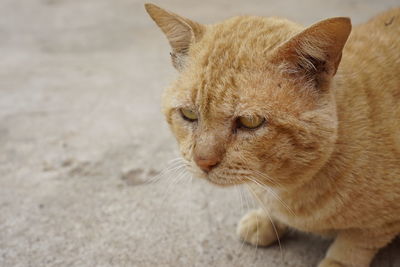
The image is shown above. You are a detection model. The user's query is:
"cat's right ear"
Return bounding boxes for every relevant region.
[144,3,205,70]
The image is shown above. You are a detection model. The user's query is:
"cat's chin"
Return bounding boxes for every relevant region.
[207,177,236,186]
[197,173,242,187]
[188,167,243,186]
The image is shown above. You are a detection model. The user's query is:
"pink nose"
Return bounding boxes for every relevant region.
[194,156,220,173]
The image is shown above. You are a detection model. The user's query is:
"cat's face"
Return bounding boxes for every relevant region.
[146,4,351,189]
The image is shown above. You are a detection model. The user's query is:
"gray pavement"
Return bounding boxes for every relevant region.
[0,0,399,266]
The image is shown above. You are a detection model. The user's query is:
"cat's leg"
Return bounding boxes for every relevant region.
[236,208,287,246]
[318,228,397,267]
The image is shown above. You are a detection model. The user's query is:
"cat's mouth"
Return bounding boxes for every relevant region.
[187,161,244,186]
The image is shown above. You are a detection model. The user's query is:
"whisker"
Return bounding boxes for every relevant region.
[253,169,281,186]
[173,168,189,185]
[245,177,296,217]
[150,162,190,248]
[147,167,180,184]
[157,165,188,206]
[183,172,193,232]
[235,185,248,253]
[254,195,259,260]
[146,164,187,231]
[147,158,188,184]
[244,188,260,260]
[247,185,284,262]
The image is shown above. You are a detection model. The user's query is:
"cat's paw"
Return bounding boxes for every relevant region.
[318,258,346,267]
[236,209,287,247]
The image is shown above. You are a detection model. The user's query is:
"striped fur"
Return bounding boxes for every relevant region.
[146,4,400,266]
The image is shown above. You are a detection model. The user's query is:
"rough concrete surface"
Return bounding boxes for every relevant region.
[1,0,399,266]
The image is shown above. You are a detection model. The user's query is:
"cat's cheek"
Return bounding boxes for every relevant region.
[234,127,270,143]
[169,114,192,138]
[168,119,195,161]
[179,143,192,161]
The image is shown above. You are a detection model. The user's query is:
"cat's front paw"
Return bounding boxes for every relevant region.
[236,209,287,247]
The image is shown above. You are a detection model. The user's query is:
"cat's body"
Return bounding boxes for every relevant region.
[145,4,400,266]
[262,8,400,233]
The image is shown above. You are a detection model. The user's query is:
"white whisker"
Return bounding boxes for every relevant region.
[247,185,284,262]
[147,157,188,184]
[251,169,282,188]
[245,177,296,217]
[235,185,248,253]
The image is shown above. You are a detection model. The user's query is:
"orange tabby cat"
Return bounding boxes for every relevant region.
[145,3,400,266]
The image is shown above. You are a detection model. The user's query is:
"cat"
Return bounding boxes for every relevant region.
[145,3,400,266]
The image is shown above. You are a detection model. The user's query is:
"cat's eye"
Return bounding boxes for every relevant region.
[180,108,198,121]
[237,115,265,129]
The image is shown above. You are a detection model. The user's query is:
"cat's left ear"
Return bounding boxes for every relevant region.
[145,3,205,70]
[272,17,352,90]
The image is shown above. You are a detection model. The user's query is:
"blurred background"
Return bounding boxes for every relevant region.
[1,0,399,266]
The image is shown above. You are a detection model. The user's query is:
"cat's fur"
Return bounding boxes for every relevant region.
[145,4,400,266]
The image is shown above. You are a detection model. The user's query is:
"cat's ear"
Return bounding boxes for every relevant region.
[145,3,205,70]
[272,17,351,90]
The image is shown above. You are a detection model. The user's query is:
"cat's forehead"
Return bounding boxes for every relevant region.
[169,61,313,120]
[191,16,301,68]
[166,16,306,116]
[173,69,278,116]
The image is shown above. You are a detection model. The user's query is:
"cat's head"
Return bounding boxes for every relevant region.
[145,4,351,189]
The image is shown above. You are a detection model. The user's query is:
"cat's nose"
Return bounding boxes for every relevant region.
[194,155,220,173]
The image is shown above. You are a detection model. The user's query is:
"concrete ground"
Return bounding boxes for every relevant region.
[1,0,399,266]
